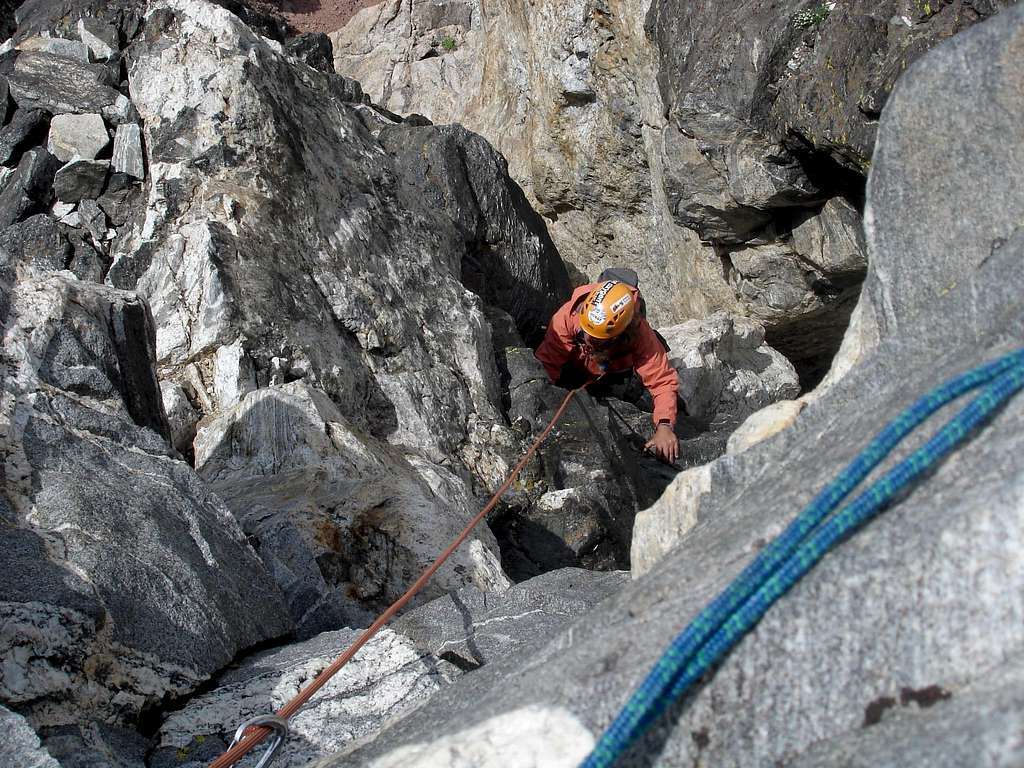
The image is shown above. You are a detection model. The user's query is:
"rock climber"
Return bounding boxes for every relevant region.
[535,271,680,464]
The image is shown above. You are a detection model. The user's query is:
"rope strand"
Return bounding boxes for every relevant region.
[581,349,1024,767]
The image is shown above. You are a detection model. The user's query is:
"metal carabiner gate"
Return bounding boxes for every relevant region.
[226,714,289,768]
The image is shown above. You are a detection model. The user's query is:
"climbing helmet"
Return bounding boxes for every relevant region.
[579,280,636,340]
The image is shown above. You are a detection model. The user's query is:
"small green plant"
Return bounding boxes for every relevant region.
[441,36,457,52]
[794,3,831,29]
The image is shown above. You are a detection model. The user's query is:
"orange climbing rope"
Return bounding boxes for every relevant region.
[209,385,582,768]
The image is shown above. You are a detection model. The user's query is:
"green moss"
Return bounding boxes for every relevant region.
[441,36,457,52]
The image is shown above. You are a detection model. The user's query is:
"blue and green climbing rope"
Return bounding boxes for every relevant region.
[581,347,1024,768]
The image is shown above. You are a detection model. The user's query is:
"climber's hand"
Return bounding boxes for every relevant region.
[643,423,678,465]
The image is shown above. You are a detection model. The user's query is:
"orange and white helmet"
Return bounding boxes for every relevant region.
[579,280,636,339]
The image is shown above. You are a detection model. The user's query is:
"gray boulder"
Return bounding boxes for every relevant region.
[111,122,143,179]
[53,157,108,202]
[662,312,800,434]
[0,107,46,165]
[47,112,110,162]
[0,272,293,730]
[317,8,1024,766]
[0,147,61,228]
[860,0,1024,353]
[0,214,69,271]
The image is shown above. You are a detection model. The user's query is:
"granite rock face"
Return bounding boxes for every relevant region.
[318,9,1024,767]
[112,0,562,463]
[0,706,60,768]
[0,273,292,731]
[152,628,461,768]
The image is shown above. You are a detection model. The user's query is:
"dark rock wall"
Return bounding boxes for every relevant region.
[645,0,1015,382]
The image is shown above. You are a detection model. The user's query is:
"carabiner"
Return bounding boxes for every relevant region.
[227,714,289,768]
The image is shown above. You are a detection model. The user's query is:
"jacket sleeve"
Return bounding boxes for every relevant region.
[534,302,576,382]
[632,322,679,426]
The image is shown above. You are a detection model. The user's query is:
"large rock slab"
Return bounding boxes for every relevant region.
[0,273,293,730]
[6,51,127,122]
[378,123,570,346]
[16,35,90,62]
[393,568,628,669]
[317,9,1024,766]
[152,627,461,768]
[859,0,1024,352]
[194,381,508,638]
[111,122,144,179]
[153,568,624,767]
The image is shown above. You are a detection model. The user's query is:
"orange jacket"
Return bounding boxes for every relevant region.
[535,283,679,426]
